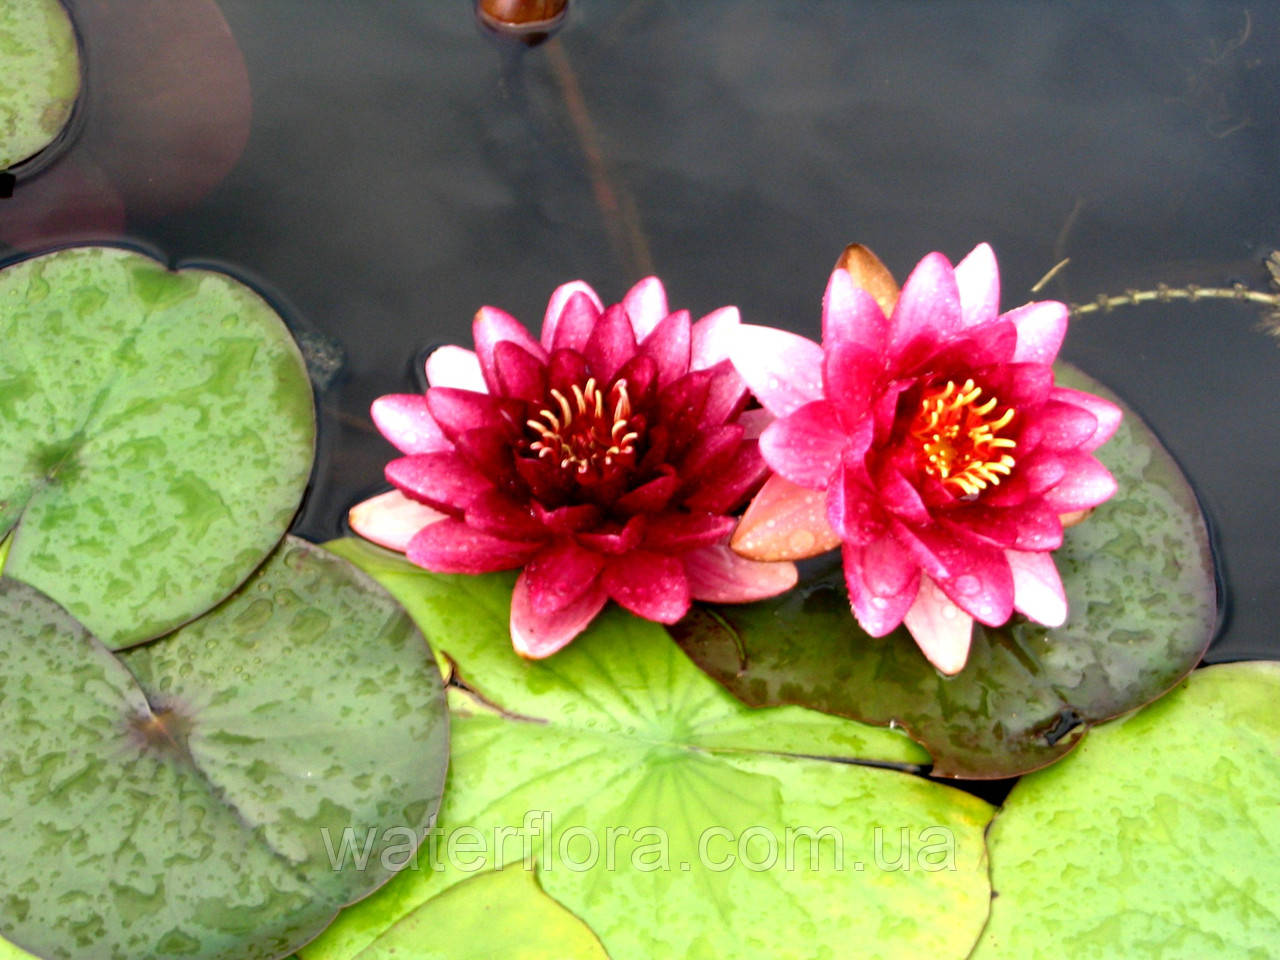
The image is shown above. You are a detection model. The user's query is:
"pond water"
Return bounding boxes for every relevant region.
[5,0,1278,669]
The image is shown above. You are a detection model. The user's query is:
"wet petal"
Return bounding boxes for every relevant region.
[1006,300,1068,364]
[1041,454,1118,512]
[1050,386,1123,452]
[691,306,741,369]
[843,540,919,637]
[823,267,889,353]
[638,309,692,388]
[585,303,639,384]
[348,490,446,552]
[511,570,608,659]
[1034,399,1101,452]
[645,514,738,552]
[731,473,843,561]
[759,401,847,488]
[406,519,541,574]
[602,550,689,623]
[371,394,451,455]
[893,521,1014,626]
[426,387,520,440]
[522,539,607,615]
[729,324,825,417]
[386,452,493,512]
[903,575,975,675]
[683,544,798,603]
[890,252,961,351]
[1006,548,1067,627]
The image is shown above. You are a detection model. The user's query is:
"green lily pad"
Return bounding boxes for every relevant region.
[353,867,610,960]
[0,246,315,648]
[971,662,1280,959]
[0,537,449,960]
[0,0,80,170]
[304,539,992,960]
[673,366,1217,778]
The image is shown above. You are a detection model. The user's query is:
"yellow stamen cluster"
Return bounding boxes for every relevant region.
[911,378,1017,497]
[527,378,639,475]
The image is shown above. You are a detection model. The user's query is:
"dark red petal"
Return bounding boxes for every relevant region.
[532,501,603,533]
[658,368,713,440]
[701,361,750,427]
[406,519,541,573]
[464,489,546,540]
[585,303,639,384]
[645,514,738,552]
[577,515,646,554]
[614,353,659,409]
[547,348,590,393]
[549,289,602,353]
[615,469,680,514]
[494,340,548,405]
[453,426,519,486]
[426,387,521,441]
[682,442,770,514]
[638,309,692,389]
[677,424,745,484]
[523,539,607,615]
[760,401,847,489]
[386,452,493,513]
[473,305,546,393]
[602,550,690,623]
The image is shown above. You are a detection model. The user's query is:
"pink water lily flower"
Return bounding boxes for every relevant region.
[729,243,1122,675]
[350,277,797,657]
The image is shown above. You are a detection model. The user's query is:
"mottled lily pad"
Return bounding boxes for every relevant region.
[0,0,80,170]
[0,537,449,960]
[304,539,992,960]
[673,366,1217,778]
[0,246,315,648]
[971,662,1280,959]
[353,868,610,960]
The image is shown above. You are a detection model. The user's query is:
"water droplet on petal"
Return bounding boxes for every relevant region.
[955,574,980,597]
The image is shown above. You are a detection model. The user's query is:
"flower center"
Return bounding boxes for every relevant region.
[526,377,640,478]
[909,378,1017,497]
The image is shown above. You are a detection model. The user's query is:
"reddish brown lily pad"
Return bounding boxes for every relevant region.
[672,366,1218,778]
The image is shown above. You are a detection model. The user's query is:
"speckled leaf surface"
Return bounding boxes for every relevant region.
[304,539,991,960]
[674,366,1217,778]
[0,246,315,648]
[971,662,1280,959]
[0,0,79,170]
[0,537,449,960]
[353,867,610,960]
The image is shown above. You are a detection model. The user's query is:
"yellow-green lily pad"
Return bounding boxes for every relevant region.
[0,0,80,170]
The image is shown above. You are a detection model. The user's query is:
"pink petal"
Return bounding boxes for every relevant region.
[843,540,920,637]
[728,324,825,418]
[736,408,773,440]
[874,465,931,525]
[602,550,689,623]
[425,345,486,391]
[371,394,451,455]
[827,463,888,546]
[511,570,608,659]
[1006,300,1068,364]
[731,474,842,561]
[1050,387,1122,452]
[493,340,548,405]
[893,521,1014,626]
[699,361,750,428]
[639,309,692,388]
[622,276,669,340]
[614,470,680,514]
[678,424,747,481]
[944,503,1063,551]
[1041,454,1118,512]
[406,519,541,573]
[684,544,798,603]
[760,401,847,489]
[1033,399,1101,452]
[523,539,607,615]
[823,340,885,431]
[577,515,645,555]
[681,445,771,514]
[541,281,603,350]
[822,268,889,353]
[473,306,547,392]
[426,387,518,440]
[903,575,975,675]
[953,243,1000,328]
[889,252,961,352]
[348,490,446,552]
[1006,549,1067,627]
[464,489,548,540]
[386,452,493,512]
[584,303,639,384]
[691,306,741,369]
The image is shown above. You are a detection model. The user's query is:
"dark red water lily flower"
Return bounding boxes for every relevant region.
[350,278,797,657]
[729,244,1121,675]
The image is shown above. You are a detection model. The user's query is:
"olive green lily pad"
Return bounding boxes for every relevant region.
[0,0,80,170]
[673,366,1217,778]
[0,246,315,648]
[0,537,449,960]
[303,539,992,960]
[353,867,610,960]
[971,662,1280,959]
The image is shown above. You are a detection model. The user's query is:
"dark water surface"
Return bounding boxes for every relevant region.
[6,1,1279,663]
